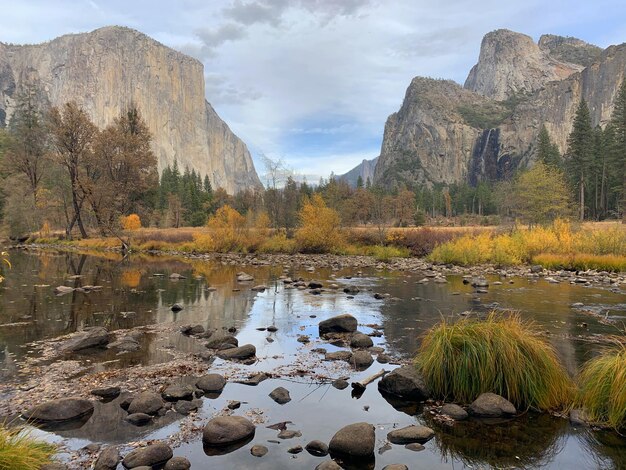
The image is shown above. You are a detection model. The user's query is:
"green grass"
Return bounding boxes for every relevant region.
[577,345,626,430]
[0,424,56,470]
[415,313,574,411]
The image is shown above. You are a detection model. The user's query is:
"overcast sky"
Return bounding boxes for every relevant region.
[0,0,624,182]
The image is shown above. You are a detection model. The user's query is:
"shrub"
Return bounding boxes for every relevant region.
[206,205,248,252]
[415,313,574,411]
[0,424,56,470]
[121,214,142,231]
[367,245,410,262]
[295,194,344,253]
[259,232,297,254]
[577,345,626,429]
[532,253,626,272]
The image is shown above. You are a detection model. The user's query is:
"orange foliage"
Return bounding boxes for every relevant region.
[121,214,142,230]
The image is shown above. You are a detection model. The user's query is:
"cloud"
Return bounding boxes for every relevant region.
[195,23,247,58]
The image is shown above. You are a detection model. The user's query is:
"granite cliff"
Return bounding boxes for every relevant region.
[375,29,624,188]
[338,157,378,187]
[0,26,261,194]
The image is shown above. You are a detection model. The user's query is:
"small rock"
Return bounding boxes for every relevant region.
[250,445,268,457]
[164,457,191,470]
[383,465,409,470]
[350,333,373,349]
[315,461,342,470]
[469,393,516,417]
[174,400,199,415]
[278,429,302,439]
[288,445,303,454]
[351,350,374,370]
[228,401,241,410]
[269,387,291,404]
[216,344,256,361]
[91,386,121,400]
[180,324,204,335]
[267,325,278,332]
[162,384,195,402]
[441,403,468,421]
[405,443,425,451]
[325,350,352,362]
[122,443,173,469]
[332,379,349,390]
[171,303,183,312]
[387,425,434,444]
[60,327,110,353]
[305,440,329,456]
[127,391,163,415]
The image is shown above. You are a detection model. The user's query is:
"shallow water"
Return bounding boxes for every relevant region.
[0,249,625,469]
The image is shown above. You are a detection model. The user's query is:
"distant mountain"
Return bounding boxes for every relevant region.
[338,157,378,187]
[0,26,262,193]
[374,30,624,188]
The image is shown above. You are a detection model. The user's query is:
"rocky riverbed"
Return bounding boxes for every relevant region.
[0,248,624,469]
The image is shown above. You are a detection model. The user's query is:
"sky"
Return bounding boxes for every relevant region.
[0,0,625,183]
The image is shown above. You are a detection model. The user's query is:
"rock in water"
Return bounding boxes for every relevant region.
[216,344,256,360]
[250,445,268,457]
[387,425,434,444]
[94,446,121,470]
[164,457,191,470]
[441,403,469,421]
[351,350,374,370]
[125,413,152,426]
[170,303,183,312]
[60,327,110,352]
[196,374,226,393]
[469,392,517,417]
[203,416,256,447]
[383,466,409,470]
[22,398,94,424]
[122,442,173,469]
[315,462,343,470]
[350,333,374,349]
[90,386,121,400]
[319,314,358,335]
[269,387,291,404]
[161,384,195,401]
[328,422,375,458]
[127,391,163,415]
[305,440,329,456]
[378,365,430,401]
[205,331,239,349]
[237,272,254,282]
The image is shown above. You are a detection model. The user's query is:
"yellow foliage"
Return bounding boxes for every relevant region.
[120,269,142,288]
[39,221,52,238]
[206,205,248,252]
[430,220,626,269]
[190,232,215,252]
[259,232,297,253]
[295,194,344,253]
[121,213,142,231]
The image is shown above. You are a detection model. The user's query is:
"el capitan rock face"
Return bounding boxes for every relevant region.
[0,26,261,194]
[374,29,625,189]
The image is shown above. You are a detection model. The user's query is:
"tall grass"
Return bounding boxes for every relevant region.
[415,313,574,411]
[429,220,626,269]
[0,424,56,470]
[577,345,626,430]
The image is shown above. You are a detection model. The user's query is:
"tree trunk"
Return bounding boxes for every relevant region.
[579,177,585,221]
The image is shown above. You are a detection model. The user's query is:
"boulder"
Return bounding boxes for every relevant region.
[122,443,173,469]
[162,384,195,401]
[203,416,255,446]
[127,391,163,415]
[387,425,434,444]
[441,403,468,421]
[319,314,358,335]
[237,272,254,282]
[350,333,374,349]
[22,398,94,424]
[108,336,140,352]
[196,374,226,393]
[351,350,374,370]
[60,327,110,352]
[469,392,516,417]
[94,446,121,470]
[378,365,430,401]
[269,387,291,404]
[164,457,191,470]
[305,440,329,456]
[216,344,256,360]
[328,422,375,458]
[174,400,200,415]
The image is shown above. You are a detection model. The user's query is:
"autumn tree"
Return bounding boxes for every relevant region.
[48,102,98,238]
[295,193,343,253]
[512,162,572,226]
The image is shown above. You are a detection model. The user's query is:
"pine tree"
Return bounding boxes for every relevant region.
[537,124,562,168]
[566,99,594,220]
[356,175,364,188]
[609,79,626,223]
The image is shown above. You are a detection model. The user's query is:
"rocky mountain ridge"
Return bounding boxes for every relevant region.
[374,29,624,188]
[338,157,378,187]
[0,26,262,194]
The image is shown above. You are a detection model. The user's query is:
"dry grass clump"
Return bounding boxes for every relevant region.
[0,424,56,470]
[577,345,626,430]
[415,313,574,411]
